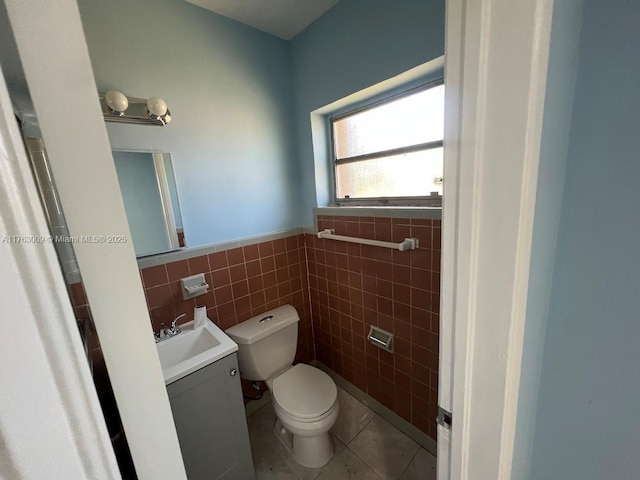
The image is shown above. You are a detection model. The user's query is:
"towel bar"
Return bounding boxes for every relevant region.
[316,229,418,251]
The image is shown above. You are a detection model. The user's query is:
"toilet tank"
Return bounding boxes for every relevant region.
[225,305,299,381]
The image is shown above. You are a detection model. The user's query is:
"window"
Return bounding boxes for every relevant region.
[331,81,444,205]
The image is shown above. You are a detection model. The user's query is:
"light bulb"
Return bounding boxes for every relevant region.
[104,90,128,114]
[147,97,167,117]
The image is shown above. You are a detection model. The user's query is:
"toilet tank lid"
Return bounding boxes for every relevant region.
[225,304,299,345]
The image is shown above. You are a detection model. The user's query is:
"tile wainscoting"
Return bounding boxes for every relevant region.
[139,233,314,364]
[70,210,441,441]
[307,215,441,440]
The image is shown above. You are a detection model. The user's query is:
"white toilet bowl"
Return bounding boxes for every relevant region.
[224,305,340,467]
[268,363,339,468]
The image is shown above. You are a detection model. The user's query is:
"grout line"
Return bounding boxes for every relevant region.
[313,360,437,455]
[342,440,385,480]
[397,447,421,480]
[345,410,377,448]
[331,392,389,480]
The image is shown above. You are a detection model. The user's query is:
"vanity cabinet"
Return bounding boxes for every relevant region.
[167,352,255,479]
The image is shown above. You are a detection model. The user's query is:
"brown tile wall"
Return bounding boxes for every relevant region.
[139,234,314,364]
[307,215,441,440]
[73,220,440,440]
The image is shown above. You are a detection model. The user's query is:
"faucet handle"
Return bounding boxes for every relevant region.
[170,314,186,334]
[158,323,167,340]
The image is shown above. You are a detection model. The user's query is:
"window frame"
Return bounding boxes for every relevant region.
[329,78,445,207]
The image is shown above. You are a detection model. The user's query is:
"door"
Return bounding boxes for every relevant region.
[439,0,569,478]
[2,1,188,477]
[0,54,120,478]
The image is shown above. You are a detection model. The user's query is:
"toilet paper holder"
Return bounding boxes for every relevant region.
[367,326,394,353]
[180,273,209,300]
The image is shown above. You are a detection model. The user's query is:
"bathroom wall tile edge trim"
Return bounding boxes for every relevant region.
[137,207,441,269]
[314,207,442,234]
[312,360,437,456]
[137,227,311,269]
[314,206,442,220]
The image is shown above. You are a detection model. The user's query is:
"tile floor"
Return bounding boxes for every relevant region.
[247,387,437,480]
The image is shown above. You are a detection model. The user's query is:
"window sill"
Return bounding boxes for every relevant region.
[314,205,442,220]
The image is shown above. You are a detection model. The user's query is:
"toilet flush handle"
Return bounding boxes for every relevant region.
[259,315,273,323]
[230,369,237,376]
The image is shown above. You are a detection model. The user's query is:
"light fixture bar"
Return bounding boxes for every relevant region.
[98,92,172,127]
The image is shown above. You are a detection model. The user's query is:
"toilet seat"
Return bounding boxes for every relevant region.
[273,397,338,425]
[271,364,337,421]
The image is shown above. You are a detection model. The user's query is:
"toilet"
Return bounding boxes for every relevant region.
[225,305,339,468]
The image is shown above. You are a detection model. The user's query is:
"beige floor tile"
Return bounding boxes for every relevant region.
[331,388,376,444]
[250,430,299,480]
[317,448,383,480]
[247,402,345,480]
[348,416,420,480]
[247,405,299,479]
[399,448,437,480]
[248,402,278,427]
[277,432,346,480]
[247,391,432,480]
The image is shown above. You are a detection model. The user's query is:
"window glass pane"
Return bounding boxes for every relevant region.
[336,148,443,199]
[333,85,444,159]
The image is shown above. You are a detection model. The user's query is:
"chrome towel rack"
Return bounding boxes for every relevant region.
[316,229,418,251]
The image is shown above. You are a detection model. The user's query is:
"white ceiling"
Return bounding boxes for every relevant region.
[184,0,340,40]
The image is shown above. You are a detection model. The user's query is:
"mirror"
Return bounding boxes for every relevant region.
[112,151,186,257]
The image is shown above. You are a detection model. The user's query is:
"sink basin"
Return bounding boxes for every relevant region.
[156,318,238,385]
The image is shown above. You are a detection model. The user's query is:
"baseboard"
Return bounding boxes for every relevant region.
[311,360,437,456]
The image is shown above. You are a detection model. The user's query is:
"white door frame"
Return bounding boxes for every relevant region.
[440,0,560,477]
[0,52,119,479]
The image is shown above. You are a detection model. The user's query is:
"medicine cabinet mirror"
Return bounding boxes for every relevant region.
[112,150,186,257]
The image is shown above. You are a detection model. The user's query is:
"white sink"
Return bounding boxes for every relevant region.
[156,318,238,385]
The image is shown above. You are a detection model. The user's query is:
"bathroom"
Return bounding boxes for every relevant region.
[1,0,443,478]
[7,0,640,478]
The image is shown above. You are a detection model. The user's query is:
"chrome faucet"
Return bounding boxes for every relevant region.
[154,314,186,343]
[169,313,185,335]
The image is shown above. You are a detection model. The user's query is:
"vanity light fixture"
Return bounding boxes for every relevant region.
[104,90,128,116]
[147,97,167,116]
[99,91,172,126]
[146,97,172,125]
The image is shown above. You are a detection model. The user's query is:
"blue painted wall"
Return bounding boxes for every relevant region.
[78,0,299,247]
[528,1,640,478]
[291,0,445,225]
[78,0,446,245]
[512,1,584,476]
